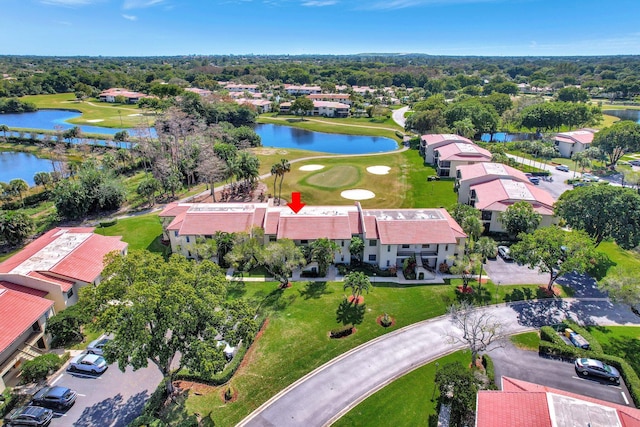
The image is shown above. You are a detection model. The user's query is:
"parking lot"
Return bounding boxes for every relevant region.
[489,342,633,407]
[44,354,162,427]
[485,255,549,286]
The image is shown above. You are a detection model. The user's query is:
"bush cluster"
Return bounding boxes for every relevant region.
[98,218,118,228]
[481,354,498,390]
[20,353,63,384]
[330,324,354,339]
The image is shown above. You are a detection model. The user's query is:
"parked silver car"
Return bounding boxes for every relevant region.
[86,337,111,356]
[68,353,108,374]
[574,358,620,383]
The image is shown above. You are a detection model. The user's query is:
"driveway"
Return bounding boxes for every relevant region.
[392,106,409,129]
[484,256,550,286]
[489,342,633,407]
[506,154,573,200]
[238,300,640,427]
[46,358,162,427]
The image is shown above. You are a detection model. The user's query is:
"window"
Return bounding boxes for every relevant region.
[402,244,410,249]
[174,231,178,237]
[445,244,449,251]
[369,240,377,247]
[269,235,277,242]
[187,251,191,257]
[387,245,391,252]
[66,288,74,299]
[186,236,190,243]
[368,254,377,261]
[301,240,308,244]
[481,211,492,221]
[386,260,390,267]
[422,244,430,248]
[205,235,213,239]
[341,241,344,247]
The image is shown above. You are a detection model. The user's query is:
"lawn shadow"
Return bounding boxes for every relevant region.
[72,391,149,427]
[227,280,247,299]
[604,337,640,373]
[258,287,297,312]
[298,281,330,299]
[336,298,366,326]
[158,390,214,427]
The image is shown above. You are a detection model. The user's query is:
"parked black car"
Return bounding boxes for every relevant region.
[3,405,53,426]
[31,386,77,410]
[575,358,620,383]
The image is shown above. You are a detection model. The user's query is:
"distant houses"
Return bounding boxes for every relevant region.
[99,88,150,104]
[280,100,350,118]
[307,93,352,106]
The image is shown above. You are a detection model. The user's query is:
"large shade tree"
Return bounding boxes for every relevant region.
[510,226,597,291]
[555,185,640,248]
[499,201,542,238]
[592,121,640,167]
[310,238,339,277]
[82,251,258,396]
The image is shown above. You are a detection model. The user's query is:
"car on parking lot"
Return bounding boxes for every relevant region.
[555,164,570,172]
[3,405,53,426]
[575,358,620,383]
[527,176,540,185]
[497,246,513,261]
[31,386,77,410]
[630,160,640,167]
[68,353,108,374]
[86,337,111,355]
[581,173,600,182]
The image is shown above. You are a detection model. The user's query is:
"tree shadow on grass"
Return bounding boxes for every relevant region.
[604,337,640,374]
[298,281,330,299]
[336,298,366,326]
[227,280,246,299]
[258,287,297,312]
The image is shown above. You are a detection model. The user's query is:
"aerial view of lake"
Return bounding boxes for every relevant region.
[0,152,53,186]
[603,109,640,124]
[0,110,398,154]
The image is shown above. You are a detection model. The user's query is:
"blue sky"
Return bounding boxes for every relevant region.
[2,0,640,56]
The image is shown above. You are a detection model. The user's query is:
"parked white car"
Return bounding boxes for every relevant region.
[86,337,111,356]
[68,353,108,374]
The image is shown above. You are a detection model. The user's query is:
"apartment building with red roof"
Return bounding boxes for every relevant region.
[455,162,557,233]
[0,227,128,312]
[476,376,640,427]
[434,143,492,177]
[159,202,466,273]
[307,93,352,106]
[98,87,150,104]
[553,129,597,158]
[279,100,350,118]
[420,134,474,164]
[0,282,55,392]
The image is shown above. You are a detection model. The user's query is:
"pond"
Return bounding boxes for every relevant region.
[0,110,398,154]
[255,123,397,154]
[0,152,53,186]
[480,132,538,142]
[603,109,640,124]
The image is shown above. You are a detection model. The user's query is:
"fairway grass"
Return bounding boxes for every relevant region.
[303,165,361,188]
[20,93,156,129]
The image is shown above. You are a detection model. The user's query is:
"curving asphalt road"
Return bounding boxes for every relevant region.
[392,106,409,129]
[238,299,640,427]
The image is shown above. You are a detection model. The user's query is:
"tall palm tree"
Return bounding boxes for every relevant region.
[473,237,497,290]
[9,179,29,206]
[0,124,9,141]
[270,163,283,203]
[278,158,290,205]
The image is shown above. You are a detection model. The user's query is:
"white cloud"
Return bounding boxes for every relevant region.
[41,0,97,6]
[122,0,165,10]
[365,0,498,10]
[302,0,337,6]
[122,14,138,20]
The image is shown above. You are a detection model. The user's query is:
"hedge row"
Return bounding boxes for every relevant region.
[562,320,604,354]
[330,324,354,339]
[481,354,498,390]
[98,218,118,228]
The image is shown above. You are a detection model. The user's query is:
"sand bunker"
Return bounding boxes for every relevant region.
[341,189,375,200]
[299,164,325,171]
[127,113,143,117]
[366,166,391,175]
[86,119,104,123]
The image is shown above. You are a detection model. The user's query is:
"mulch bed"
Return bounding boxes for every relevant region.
[376,315,396,328]
[456,286,474,294]
[347,295,364,304]
[539,286,561,297]
[220,386,239,403]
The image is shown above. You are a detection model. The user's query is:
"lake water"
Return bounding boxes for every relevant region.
[0,152,53,186]
[603,109,640,123]
[0,109,398,154]
[480,132,537,142]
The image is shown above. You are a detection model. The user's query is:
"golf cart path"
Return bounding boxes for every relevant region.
[238,299,640,427]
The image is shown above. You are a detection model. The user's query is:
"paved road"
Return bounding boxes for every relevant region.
[392,106,409,129]
[506,154,573,200]
[46,359,162,427]
[238,299,640,427]
[490,341,633,407]
[485,255,550,286]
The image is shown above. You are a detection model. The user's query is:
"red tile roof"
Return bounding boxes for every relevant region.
[0,284,53,355]
[167,211,187,231]
[51,234,127,283]
[362,216,378,239]
[0,281,47,298]
[264,211,281,235]
[471,179,555,212]
[277,215,353,240]
[421,133,473,146]
[27,272,75,292]
[457,162,529,182]
[364,209,463,245]
[159,202,191,218]
[348,211,362,235]
[477,391,552,427]
[179,212,256,235]
[436,143,492,161]
[554,130,595,145]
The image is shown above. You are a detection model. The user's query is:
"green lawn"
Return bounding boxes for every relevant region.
[334,351,469,427]
[94,213,165,253]
[401,151,459,209]
[510,331,541,351]
[20,93,155,129]
[596,240,640,272]
[585,326,640,376]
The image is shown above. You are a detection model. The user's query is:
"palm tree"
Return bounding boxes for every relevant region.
[473,237,497,290]
[277,158,290,205]
[0,124,9,141]
[9,179,29,206]
[343,271,371,305]
[270,162,283,203]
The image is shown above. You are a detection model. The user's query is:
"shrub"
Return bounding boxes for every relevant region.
[20,353,63,384]
[99,218,118,228]
[481,354,498,390]
[224,387,233,401]
[46,304,89,347]
[330,324,354,339]
[380,313,392,327]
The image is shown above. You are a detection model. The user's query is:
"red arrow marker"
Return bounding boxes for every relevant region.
[287,192,305,214]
